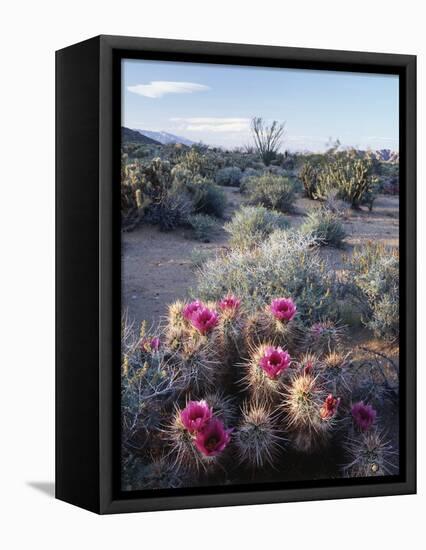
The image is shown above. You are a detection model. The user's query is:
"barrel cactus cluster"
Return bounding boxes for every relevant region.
[121,293,397,490]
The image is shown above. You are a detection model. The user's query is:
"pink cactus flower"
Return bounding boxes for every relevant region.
[180,400,213,433]
[183,300,204,321]
[303,361,314,376]
[259,346,291,380]
[218,295,241,311]
[311,322,325,336]
[320,394,340,420]
[351,402,377,431]
[194,418,232,457]
[150,337,161,351]
[141,337,161,353]
[190,307,219,335]
[270,298,297,322]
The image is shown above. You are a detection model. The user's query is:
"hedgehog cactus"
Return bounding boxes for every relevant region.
[320,350,351,391]
[234,400,284,469]
[172,337,219,393]
[165,300,191,350]
[143,456,187,489]
[243,343,292,402]
[342,430,396,477]
[166,407,206,472]
[214,303,244,370]
[244,306,299,353]
[304,319,345,356]
[166,401,232,472]
[203,391,237,426]
[282,371,338,452]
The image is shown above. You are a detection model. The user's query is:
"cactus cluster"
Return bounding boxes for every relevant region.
[121,290,397,491]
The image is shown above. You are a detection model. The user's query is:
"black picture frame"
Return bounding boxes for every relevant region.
[56,35,416,514]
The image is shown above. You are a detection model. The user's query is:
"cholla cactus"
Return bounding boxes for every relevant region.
[304,319,345,356]
[342,430,396,477]
[234,400,284,468]
[282,371,338,452]
[243,343,292,402]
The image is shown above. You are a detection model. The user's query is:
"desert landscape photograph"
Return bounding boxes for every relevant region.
[120,59,400,491]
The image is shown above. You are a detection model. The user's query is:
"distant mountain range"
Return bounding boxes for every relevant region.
[372,149,399,162]
[133,129,195,146]
[121,127,161,145]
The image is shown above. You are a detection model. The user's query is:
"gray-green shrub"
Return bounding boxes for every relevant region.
[245,174,297,213]
[196,229,338,322]
[175,176,227,218]
[215,166,242,187]
[224,206,288,250]
[348,242,399,340]
[301,207,347,247]
[188,213,218,242]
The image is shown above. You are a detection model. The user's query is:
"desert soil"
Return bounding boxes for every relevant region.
[122,187,399,330]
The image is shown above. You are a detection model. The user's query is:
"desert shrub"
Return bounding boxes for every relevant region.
[174,175,227,219]
[196,230,338,322]
[190,248,213,268]
[348,242,399,340]
[144,189,193,231]
[299,162,330,200]
[245,174,297,213]
[301,207,347,247]
[188,214,218,242]
[215,166,243,187]
[224,206,288,250]
[239,168,260,191]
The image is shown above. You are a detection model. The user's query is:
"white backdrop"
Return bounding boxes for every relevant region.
[0,1,423,548]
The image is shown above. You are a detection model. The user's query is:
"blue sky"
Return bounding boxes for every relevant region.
[122,59,399,152]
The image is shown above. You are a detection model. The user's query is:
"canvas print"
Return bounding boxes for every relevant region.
[120,59,400,492]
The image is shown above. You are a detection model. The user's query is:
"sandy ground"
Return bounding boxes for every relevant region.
[122,187,399,329]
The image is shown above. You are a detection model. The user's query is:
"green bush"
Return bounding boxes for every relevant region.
[224,206,288,250]
[144,190,193,231]
[348,242,399,340]
[187,214,218,242]
[245,174,297,213]
[215,166,243,187]
[196,229,338,322]
[301,207,346,247]
[173,173,227,219]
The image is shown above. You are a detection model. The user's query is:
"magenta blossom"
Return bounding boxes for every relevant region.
[311,323,325,336]
[270,298,297,322]
[351,402,377,431]
[141,337,161,353]
[259,346,291,380]
[194,418,232,457]
[218,295,241,311]
[320,394,340,420]
[180,400,212,433]
[182,300,204,321]
[190,307,219,335]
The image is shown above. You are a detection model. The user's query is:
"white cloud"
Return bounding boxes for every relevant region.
[127,81,209,98]
[171,117,250,133]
